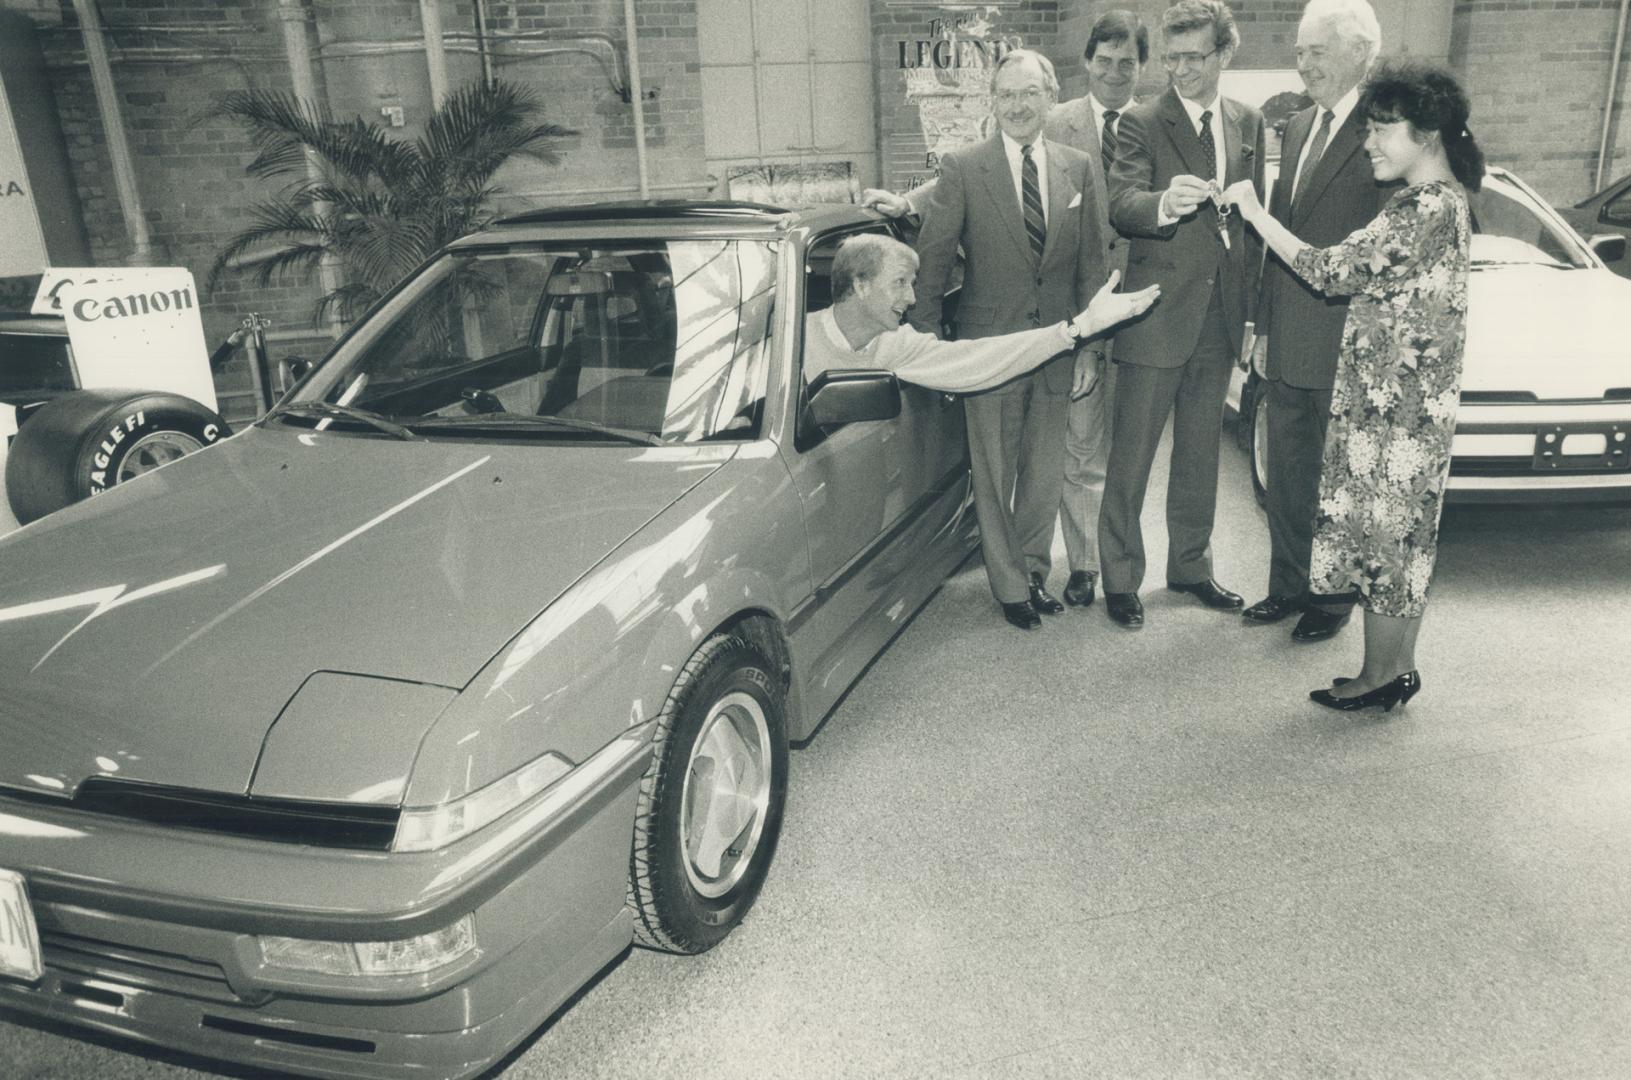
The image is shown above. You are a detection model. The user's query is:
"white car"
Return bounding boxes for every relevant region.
[1230,166,1631,503]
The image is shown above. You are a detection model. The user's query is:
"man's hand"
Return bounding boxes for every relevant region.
[861,188,912,218]
[1249,332,1268,377]
[1071,349,1105,401]
[1160,175,1214,219]
[1073,270,1161,338]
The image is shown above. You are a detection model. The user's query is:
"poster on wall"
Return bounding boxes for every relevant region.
[882,5,1025,195]
[0,76,50,278]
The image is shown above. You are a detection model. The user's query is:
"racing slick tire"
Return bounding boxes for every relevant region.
[4,388,229,526]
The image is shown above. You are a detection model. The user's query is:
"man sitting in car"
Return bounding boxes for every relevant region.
[805,234,1157,391]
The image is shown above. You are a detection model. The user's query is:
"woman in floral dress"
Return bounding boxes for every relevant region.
[1223,60,1483,712]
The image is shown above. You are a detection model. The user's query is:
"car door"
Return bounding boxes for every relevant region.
[782,225,970,720]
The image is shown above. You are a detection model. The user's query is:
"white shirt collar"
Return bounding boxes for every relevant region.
[1318,85,1361,135]
[1176,92,1222,129]
[1000,129,1046,164]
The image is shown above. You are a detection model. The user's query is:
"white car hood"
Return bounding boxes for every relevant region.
[1465,266,1631,399]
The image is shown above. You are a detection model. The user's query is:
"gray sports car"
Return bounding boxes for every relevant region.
[0,202,976,1078]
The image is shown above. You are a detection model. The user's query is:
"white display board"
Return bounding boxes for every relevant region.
[32,268,217,411]
[0,74,50,278]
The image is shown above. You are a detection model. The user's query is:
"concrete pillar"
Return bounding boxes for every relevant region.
[71,0,154,265]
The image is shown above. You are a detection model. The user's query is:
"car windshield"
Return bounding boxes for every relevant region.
[284,239,777,443]
[1469,174,1591,270]
[0,328,77,399]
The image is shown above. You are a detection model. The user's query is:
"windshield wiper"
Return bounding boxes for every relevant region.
[269,401,418,440]
[411,412,663,446]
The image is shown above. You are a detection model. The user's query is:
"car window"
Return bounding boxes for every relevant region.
[0,331,77,397]
[1601,185,1631,227]
[800,227,891,386]
[1468,175,1589,269]
[287,240,777,443]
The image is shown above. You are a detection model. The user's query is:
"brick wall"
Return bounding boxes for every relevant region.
[1452,0,1630,206]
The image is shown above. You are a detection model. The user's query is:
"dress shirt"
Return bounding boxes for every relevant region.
[1000,131,1049,224]
[1087,94,1124,142]
[803,309,1073,393]
[1286,86,1359,205]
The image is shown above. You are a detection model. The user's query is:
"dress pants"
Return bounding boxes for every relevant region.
[1264,376,1349,608]
[1098,287,1234,593]
[1059,359,1116,576]
[965,367,1070,604]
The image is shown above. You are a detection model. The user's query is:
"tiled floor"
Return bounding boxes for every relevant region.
[6,437,1631,1079]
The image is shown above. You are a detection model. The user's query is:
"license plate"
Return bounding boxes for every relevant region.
[1533,423,1630,472]
[0,868,44,982]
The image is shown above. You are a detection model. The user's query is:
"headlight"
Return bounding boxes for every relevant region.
[392,751,573,852]
[259,914,476,977]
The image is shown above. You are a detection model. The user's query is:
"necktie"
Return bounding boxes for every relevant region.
[1101,109,1119,178]
[1293,110,1335,209]
[1021,143,1046,260]
[1196,109,1217,181]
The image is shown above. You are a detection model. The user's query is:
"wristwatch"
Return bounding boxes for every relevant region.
[1061,319,1086,344]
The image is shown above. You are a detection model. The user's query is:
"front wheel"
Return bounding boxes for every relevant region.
[628,635,788,954]
[1250,381,1270,508]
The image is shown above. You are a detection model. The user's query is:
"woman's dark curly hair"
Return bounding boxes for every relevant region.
[1360,58,1484,192]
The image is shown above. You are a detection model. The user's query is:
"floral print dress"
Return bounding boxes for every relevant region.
[1292,180,1471,617]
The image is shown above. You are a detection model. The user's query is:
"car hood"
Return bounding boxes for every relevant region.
[0,426,735,798]
[1465,267,1631,398]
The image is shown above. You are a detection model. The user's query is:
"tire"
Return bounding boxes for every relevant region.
[1250,382,1270,509]
[628,635,789,954]
[4,389,229,526]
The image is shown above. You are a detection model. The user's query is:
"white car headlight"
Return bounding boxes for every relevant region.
[259,914,476,977]
[392,752,573,853]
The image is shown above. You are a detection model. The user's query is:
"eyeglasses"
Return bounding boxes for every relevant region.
[1162,47,1219,70]
[993,88,1049,105]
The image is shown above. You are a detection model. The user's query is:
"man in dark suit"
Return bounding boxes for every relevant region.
[1098,0,1265,629]
[1242,0,1387,642]
[911,49,1109,631]
[1043,10,1149,611]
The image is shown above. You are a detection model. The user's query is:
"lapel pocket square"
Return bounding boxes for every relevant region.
[1068,192,1082,209]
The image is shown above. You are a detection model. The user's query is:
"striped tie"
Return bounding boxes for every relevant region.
[1101,110,1119,179]
[1021,143,1046,260]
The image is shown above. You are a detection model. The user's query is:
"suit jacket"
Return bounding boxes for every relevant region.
[1044,96,1128,274]
[910,134,1108,393]
[1108,87,1265,368]
[1255,104,1393,389]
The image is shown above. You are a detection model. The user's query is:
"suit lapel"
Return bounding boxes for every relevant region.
[1041,138,1078,266]
[976,135,1032,262]
[1291,108,1367,225]
[1159,89,1209,178]
[1272,107,1314,225]
[1221,97,1248,185]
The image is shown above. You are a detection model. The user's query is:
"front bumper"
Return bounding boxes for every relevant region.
[1447,401,1631,504]
[0,728,651,1079]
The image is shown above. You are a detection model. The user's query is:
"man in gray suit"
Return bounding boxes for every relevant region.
[911,49,1109,631]
[1044,10,1149,610]
[1241,0,1388,641]
[1098,0,1265,629]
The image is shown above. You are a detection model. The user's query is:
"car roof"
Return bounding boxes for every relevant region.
[453,199,884,247]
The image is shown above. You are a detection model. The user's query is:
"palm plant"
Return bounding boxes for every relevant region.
[209,80,573,323]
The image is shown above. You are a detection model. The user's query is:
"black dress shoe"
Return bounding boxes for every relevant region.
[1310,671,1420,712]
[1028,573,1064,615]
[1001,600,1041,631]
[1165,579,1244,610]
[1105,591,1143,628]
[1063,570,1097,607]
[1291,606,1351,642]
[1241,595,1306,624]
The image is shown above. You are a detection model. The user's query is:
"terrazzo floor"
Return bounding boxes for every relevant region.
[6,428,1631,1079]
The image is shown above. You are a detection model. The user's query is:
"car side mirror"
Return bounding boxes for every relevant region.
[1588,233,1627,262]
[797,369,902,450]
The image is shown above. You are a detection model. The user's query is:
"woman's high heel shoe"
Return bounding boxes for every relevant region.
[1310,671,1420,713]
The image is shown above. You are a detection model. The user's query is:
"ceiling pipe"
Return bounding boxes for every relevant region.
[1596,0,1631,192]
[71,0,154,264]
[622,0,650,198]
